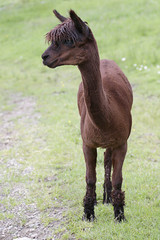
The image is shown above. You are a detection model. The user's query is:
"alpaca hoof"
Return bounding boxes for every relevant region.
[115,215,126,223]
[82,213,95,222]
[114,210,126,223]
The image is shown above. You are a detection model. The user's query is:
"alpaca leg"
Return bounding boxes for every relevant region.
[83,143,97,221]
[111,143,127,222]
[103,148,112,204]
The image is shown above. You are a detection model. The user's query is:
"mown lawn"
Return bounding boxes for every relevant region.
[0,0,160,239]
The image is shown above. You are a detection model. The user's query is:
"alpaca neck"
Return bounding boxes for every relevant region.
[78,42,110,130]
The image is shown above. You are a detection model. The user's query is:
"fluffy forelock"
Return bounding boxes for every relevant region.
[45,18,82,44]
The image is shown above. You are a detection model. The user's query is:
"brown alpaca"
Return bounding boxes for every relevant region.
[42,10,133,222]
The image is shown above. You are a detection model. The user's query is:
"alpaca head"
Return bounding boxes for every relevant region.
[42,10,94,68]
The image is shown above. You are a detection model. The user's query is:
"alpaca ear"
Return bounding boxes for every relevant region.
[53,10,67,22]
[69,10,88,35]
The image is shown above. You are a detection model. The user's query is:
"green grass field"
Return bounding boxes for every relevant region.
[0,0,160,239]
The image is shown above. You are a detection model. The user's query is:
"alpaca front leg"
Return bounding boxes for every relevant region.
[83,144,97,221]
[103,148,112,204]
[111,143,127,222]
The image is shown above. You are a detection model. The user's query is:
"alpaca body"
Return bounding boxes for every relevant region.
[78,59,132,149]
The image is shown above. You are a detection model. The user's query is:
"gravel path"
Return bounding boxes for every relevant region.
[0,93,68,240]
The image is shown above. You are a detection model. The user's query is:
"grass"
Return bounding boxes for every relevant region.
[0,0,160,239]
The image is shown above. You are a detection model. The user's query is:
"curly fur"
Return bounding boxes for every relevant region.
[111,190,125,222]
[83,195,95,221]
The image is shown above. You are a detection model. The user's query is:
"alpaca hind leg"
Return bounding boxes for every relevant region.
[83,143,97,221]
[111,143,127,222]
[103,148,112,204]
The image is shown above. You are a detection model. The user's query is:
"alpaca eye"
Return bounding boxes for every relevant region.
[55,41,59,47]
[52,41,59,49]
[64,39,74,46]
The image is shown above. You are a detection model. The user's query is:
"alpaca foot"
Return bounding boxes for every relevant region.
[83,196,95,221]
[103,192,112,204]
[82,213,95,222]
[111,190,125,222]
[103,183,112,205]
[114,206,126,222]
[103,196,112,204]
[107,196,112,204]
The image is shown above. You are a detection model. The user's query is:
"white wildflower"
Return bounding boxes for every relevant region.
[121,57,126,62]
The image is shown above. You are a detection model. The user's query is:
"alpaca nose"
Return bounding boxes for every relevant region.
[42,53,49,61]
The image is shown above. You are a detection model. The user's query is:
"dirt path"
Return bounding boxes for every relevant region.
[0,93,68,240]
